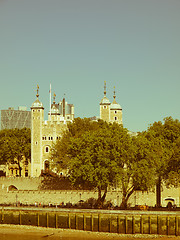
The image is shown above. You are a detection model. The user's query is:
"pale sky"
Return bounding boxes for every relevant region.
[0,0,179,132]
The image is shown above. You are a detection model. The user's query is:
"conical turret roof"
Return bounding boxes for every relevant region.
[100,81,111,105]
[110,87,122,110]
[31,85,44,109]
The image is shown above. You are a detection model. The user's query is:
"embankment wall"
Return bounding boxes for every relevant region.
[1,208,180,235]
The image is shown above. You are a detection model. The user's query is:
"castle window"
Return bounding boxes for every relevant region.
[45,137,46,140]
[51,137,53,140]
[42,137,44,140]
[38,110,40,112]
[35,141,38,145]
[115,117,117,121]
[48,137,51,140]
[103,106,107,109]
[45,147,49,153]
[25,171,28,177]
[115,111,117,114]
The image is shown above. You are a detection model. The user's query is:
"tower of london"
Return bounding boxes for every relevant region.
[31,83,122,177]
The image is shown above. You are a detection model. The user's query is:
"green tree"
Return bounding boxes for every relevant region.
[145,117,180,207]
[52,118,157,208]
[67,121,131,206]
[0,128,31,176]
[118,133,157,208]
[51,117,99,172]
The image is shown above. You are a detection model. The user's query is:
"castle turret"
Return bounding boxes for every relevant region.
[48,93,60,121]
[100,81,111,122]
[31,85,44,177]
[110,87,122,124]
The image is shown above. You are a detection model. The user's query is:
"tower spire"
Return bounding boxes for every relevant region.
[113,86,116,100]
[104,81,107,97]
[36,84,39,98]
[53,93,56,104]
[113,86,117,104]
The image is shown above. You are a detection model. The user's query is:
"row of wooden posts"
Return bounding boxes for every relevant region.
[0,208,180,236]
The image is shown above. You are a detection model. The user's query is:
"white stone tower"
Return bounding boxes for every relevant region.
[31,85,44,177]
[100,82,122,124]
[100,81,111,122]
[110,87,122,124]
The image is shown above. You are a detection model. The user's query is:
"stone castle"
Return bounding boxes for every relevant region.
[31,82,122,177]
[0,83,179,208]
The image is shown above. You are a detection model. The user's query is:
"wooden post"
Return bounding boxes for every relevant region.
[91,214,94,232]
[166,216,169,235]
[55,214,58,228]
[149,216,151,234]
[37,213,39,227]
[98,214,101,232]
[157,216,160,234]
[117,215,120,234]
[2,207,4,223]
[68,214,71,229]
[109,215,112,233]
[132,216,135,234]
[46,213,49,228]
[140,216,143,234]
[83,214,86,231]
[175,216,179,236]
[19,211,22,225]
[75,214,78,230]
[125,216,127,234]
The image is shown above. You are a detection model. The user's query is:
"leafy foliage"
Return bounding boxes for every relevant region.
[146,117,180,183]
[51,116,180,208]
[0,128,31,176]
[144,117,180,206]
[52,118,157,207]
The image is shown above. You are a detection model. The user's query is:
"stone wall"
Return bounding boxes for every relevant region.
[0,189,178,207]
[0,177,41,191]
[0,177,179,207]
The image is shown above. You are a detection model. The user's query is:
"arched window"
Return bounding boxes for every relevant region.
[44,160,50,170]
[45,146,49,153]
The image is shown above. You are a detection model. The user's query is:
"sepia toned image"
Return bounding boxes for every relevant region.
[0,0,180,239]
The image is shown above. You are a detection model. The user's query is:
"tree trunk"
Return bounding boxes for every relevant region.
[96,186,107,207]
[17,157,22,177]
[120,186,135,209]
[156,176,161,208]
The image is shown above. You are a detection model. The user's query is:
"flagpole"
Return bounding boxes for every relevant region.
[50,83,51,121]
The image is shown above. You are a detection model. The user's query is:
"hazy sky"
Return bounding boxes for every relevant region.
[0,0,179,132]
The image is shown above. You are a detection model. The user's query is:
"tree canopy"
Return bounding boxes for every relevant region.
[51,118,158,208]
[0,128,31,176]
[144,117,180,206]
